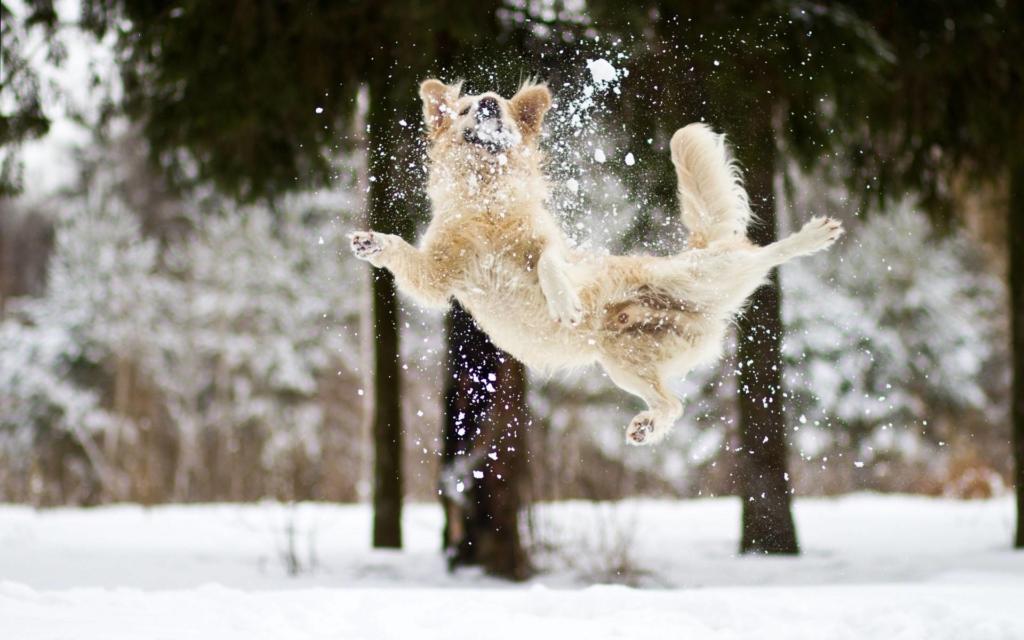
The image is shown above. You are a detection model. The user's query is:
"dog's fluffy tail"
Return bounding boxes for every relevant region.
[669,123,752,248]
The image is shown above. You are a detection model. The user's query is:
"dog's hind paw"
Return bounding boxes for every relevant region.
[798,216,844,252]
[626,412,665,446]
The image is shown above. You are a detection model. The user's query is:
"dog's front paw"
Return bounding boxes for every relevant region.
[348,231,386,261]
[547,290,584,327]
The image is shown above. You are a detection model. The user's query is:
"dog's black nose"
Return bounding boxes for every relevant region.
[476,97,500,121]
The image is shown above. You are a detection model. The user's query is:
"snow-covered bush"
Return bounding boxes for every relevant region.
[156,206,365,500]
[0,203,163,503]
[781,205,1007,492]
[0,193,368,503]
[0,320,117,503]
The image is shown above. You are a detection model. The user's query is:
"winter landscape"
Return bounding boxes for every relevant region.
[3,496,1023,639]
[2,1,1023,639]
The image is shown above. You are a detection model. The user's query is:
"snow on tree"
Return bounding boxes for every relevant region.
[0,181,368,502]
[155,204,365,499]
[781,205,1007,491]
[0,202,159,502]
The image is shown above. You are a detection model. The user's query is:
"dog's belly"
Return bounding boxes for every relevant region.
[454,258,598,371]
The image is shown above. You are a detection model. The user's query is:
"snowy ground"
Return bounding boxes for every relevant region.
[2,495,1022,639]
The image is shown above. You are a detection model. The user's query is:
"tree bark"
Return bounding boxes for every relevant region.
[367,87,404,549]
[735,126,799,555]
[1010,158,1024,549]
[441,303,531,580]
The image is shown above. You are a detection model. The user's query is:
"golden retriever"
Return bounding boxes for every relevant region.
[350,79,842,445]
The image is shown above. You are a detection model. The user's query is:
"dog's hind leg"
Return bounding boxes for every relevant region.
[696,216,843,307]
[601,360,683,446]
[760,216,843,267]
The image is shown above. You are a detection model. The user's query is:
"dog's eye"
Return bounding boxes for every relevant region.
[459,106,470,116]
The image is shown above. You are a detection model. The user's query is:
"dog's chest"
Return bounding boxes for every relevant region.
[449,213,543,292]
[456,237,569,327]
[459,247,541,305]
[440,209,589,367]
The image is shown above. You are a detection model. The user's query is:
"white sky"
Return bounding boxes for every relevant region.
[9,0,119,201]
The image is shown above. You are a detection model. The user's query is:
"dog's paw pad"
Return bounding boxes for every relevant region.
[626,415,657,446]
[349,231,384,260]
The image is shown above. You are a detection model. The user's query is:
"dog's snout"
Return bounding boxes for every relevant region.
[476,97,500,121]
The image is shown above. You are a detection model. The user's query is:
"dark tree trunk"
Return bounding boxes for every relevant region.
[735,126,799,555]
[370,270,402,548]
[1011,158,1024,549]
[367,87,405,549]
[441,303,531,580]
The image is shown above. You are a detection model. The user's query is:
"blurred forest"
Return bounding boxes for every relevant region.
[1,0,1021,579]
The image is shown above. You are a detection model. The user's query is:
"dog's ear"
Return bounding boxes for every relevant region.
[419,79,461,133]
[509,83,552,139]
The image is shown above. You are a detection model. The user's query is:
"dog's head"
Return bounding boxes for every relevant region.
[419,79,551,159]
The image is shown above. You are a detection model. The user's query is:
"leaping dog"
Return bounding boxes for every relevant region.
[350,79,842,445]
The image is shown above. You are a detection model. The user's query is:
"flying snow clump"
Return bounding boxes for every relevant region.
[586,58,619,88]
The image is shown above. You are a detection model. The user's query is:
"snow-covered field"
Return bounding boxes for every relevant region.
[2,495,1022,639]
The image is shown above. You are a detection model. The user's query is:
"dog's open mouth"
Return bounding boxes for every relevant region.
[463,120,520,154]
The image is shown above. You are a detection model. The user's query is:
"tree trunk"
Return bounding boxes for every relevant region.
[367,87,404,549]
[1011,158,1024,549]
[441,303,531,580]
[735,125,799,555]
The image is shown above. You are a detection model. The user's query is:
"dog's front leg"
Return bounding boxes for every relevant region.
[537,249,583,326]
[349,231,451,309]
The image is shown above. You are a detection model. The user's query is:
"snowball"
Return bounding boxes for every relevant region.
[314,107,323,114]
[624,152,635,166]
[594,148,606,163]
[586,58,618,87]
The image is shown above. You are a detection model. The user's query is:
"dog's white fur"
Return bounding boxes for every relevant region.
[350,79,842,445]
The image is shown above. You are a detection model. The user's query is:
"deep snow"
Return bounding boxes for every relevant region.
[1,495,1022,639]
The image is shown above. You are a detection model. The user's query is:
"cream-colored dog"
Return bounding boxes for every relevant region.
[350,79,842,445]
